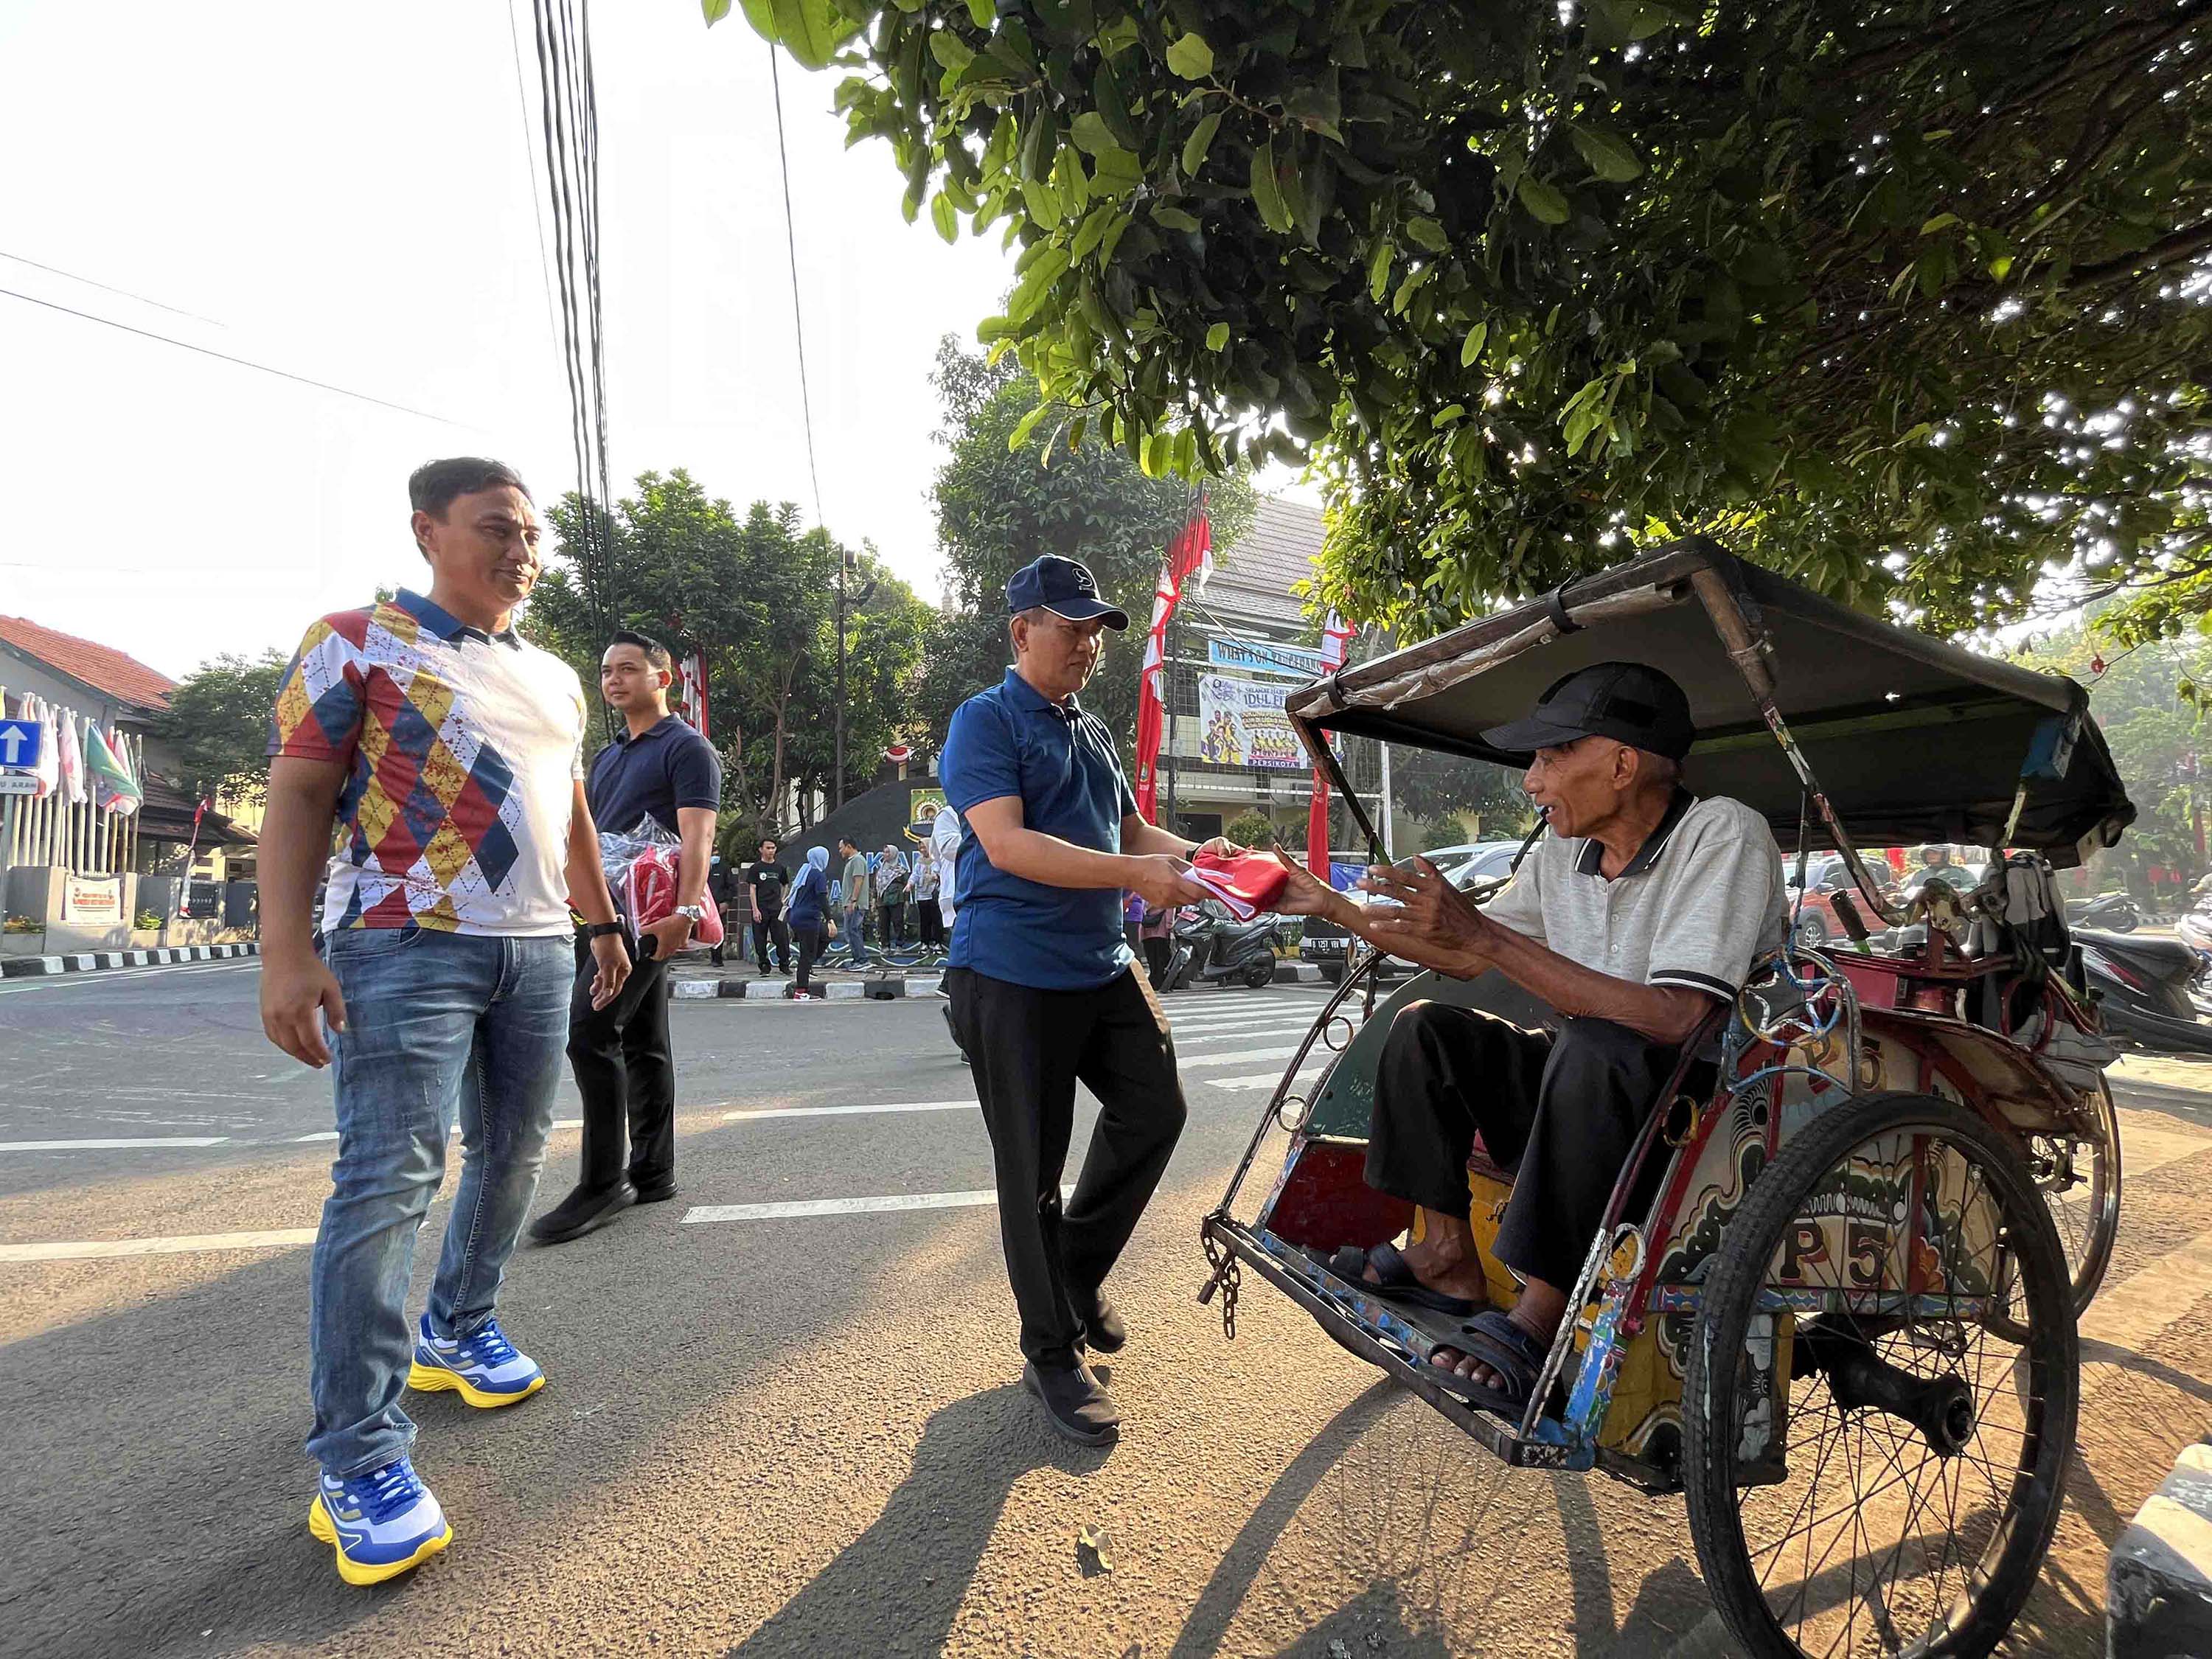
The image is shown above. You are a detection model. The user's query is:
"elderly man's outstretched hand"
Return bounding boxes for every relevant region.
[1267,847,1345,919]
[1362,856,1498,980]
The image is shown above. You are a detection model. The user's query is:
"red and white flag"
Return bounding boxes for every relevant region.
[677,650,709,739]
[1307,610,1358,880]
[1132,498,1214,823]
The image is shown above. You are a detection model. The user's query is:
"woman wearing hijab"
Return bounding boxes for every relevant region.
[874,843,912,947]
[787,846,833,998]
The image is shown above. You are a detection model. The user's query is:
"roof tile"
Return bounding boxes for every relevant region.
[0,615,177,712]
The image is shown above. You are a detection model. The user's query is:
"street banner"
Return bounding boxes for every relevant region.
[1133,496,1214,822]
[1207,637,1326,678]
[1195,674,1302,769]
[1307,611,1358,879]
[62,874,121,924]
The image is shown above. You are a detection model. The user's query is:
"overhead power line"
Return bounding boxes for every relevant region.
[0,285,469,427]
[0,248,226,327]
[768,46,827,533]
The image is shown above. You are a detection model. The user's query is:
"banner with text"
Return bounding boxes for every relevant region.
[1196,674,1304,771]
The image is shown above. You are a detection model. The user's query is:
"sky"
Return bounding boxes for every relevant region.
[0,1,1040,680]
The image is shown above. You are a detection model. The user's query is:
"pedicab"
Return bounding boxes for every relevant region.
[1195,539,2135,1659]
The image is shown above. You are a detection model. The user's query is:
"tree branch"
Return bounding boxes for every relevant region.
[2065,220,2212,293]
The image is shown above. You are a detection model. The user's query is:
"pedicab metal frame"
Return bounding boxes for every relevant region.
[1196,538,2134,1492]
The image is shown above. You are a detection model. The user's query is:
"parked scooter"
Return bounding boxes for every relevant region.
[2079,928,2212,1053]
[1161,901,1283,991]
[2065,891,2142,931]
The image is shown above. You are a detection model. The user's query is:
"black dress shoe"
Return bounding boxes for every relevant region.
[529,1180,636,1244]
[631,1175,678,1203]
[1071,1289,1127,1354]
[1023,1360,1121,1446]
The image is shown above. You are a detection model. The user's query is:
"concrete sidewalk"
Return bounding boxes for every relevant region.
[0,941,259,978]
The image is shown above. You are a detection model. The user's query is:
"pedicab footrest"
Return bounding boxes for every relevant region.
[1203,1216,1592,1472]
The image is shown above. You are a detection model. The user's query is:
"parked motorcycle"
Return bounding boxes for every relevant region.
[2079,928,2212,1053]
[1161,902,1283,991]
[2066,891,2142,931]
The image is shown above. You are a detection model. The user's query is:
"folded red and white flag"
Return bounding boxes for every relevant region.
[1188,848,1291,920]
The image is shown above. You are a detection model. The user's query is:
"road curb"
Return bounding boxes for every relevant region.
[0,942,259,977]
[2112,1439,2212,1656]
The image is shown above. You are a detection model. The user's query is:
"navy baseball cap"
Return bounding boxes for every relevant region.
[1482,661,1697,762]
[1006,554,1130,630]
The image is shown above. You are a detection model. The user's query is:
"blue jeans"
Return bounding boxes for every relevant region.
[844,905,870,965]
[306,928,571,1477]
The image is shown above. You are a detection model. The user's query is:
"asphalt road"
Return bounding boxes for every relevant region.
[1,961,2211,1658]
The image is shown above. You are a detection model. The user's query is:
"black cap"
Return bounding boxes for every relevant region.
[1005,554,1130,630]
[1481,661,1696,762]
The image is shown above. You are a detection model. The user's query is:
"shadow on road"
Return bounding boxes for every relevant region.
[725,1383,1113,1658]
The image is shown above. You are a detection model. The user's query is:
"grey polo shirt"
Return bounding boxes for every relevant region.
[1483,792,1787,1001]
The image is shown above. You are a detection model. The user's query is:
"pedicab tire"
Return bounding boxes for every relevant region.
[1681,1091,2076,1659]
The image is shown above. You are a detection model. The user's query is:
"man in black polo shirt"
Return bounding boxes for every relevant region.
[745,838,793,976]
[942,554,1224,1447]
[532,630,722,1245]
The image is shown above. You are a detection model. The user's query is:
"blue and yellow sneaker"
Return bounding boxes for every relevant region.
[405,1313,545,1408]
[307,1456,452,1585]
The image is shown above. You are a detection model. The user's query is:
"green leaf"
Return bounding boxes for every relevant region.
[1433,404,1466,427]
[1181,110,1222,178]
[1141,430,1171,475]
[738,0,858,69]
[1367,237,1394,302]
[1569,122,1644,183]
[931,192,958,243]
[1150,203,1201,232]
[1405,216,1449,253]
[1920,212,1959,236]
[1070,111,1117,158]
[1989,253,2014,282]
[1206,321,1230,352]
[1165,32,1214,80]
[929,30,975,72]
[1070,205,1120,261]
[1461,320,1489,366]
[1250,139,1291,233]
[1008,401,1050,451]
[1090,145,1143,196]
[964,0,993,25]
[702,0,731,21]
[1516,176,1571,225]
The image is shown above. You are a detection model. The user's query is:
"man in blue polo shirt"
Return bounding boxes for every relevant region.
[532,630,721,1245]
[942,554,1225,1447]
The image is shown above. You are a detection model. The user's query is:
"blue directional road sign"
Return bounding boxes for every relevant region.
[0,719,41,772]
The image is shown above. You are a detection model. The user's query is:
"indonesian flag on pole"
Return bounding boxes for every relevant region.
[677,650,709,739]
[1132,496,1214,823]
[1307,610,1358,879]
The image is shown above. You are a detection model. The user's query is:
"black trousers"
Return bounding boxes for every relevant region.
[946,966,1189,1368]
[1142,936,1171,986]
[790,922,825,991]
[566,933,676,1191]
[753,912,791,974]
[916,902,945,948]
[1366,1002,1677,1291]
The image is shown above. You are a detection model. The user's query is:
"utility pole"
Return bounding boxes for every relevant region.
[1378,740,1396,858]
[1164,608,1180,835]
[832,543,875,813]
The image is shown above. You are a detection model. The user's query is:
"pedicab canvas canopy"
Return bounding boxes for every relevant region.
[1287,540,2134,866]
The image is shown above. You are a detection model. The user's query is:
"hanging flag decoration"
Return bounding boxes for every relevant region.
[1132,495,1214,823]
[676,650,710,738]
[1307,611,1358,880]
[57,709,86,806]
[83,722,142,815]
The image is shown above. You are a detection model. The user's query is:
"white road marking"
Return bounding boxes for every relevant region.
[0,1228,319,1262]
[1175,1044,1303,1068]
[0,959,257,995]
[723,1099,974,1122]
[682,1184,1071,1225]
[1175,1026,1324,1048]
[0,1135,232,1152]
[1207,1070,1325,1091]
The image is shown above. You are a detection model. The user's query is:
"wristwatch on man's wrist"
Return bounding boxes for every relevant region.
[672,903,706,925]
[585,921,625,939]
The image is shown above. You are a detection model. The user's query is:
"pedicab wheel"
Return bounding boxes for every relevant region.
[1683,1092,2076,1659]
[1986,1076,2119,1340]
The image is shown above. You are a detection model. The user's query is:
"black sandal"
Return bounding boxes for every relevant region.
[1326,1242,1480,1318]
[1425,1308,1552,1413]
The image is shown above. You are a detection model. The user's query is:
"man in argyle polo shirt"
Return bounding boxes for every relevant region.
[260,457,632,1587]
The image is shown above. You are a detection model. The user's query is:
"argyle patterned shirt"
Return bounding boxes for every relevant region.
[268,589,588,936]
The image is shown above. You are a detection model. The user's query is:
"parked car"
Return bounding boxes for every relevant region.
[1299,840,1526,984]
[1784,860,1902,948]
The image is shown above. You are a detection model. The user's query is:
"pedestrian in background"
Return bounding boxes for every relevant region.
[913,842,944,950]
[533,630,720,1245]
[260,456,630,1587]
[876,841,911,946]
[1124,891,1145,963]
[746,838,793,975]
[1140,900,1175,987]
[706,855,732,967]
[788,845,832,997]
[838,835,872,968]
[941,554,1222,1447]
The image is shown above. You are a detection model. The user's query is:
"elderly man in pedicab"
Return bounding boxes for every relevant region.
[1271,661,1787,1413]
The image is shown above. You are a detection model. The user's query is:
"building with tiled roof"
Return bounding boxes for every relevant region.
[0,615,175,723]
